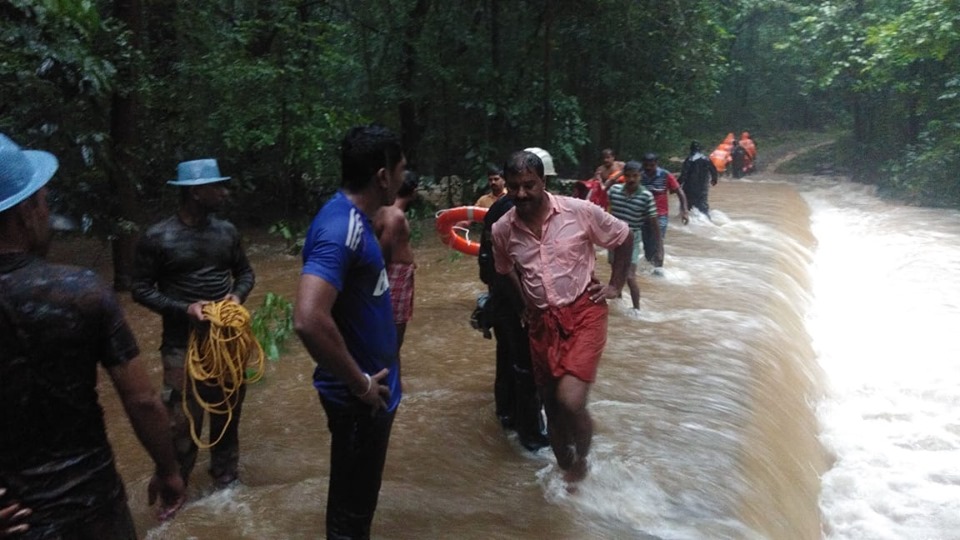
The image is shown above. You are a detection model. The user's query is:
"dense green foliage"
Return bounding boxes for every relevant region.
[2,0,959,280]
[731,0,960,205]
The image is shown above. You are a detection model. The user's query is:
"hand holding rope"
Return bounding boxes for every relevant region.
[184,299,265,449]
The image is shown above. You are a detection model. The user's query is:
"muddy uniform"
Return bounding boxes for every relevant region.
[479,196,549,450]
[680,152,718,216]
[0,254,140,540]
[131,215,255,484]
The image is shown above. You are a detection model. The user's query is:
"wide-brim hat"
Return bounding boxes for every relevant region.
[523,147,557,177]
[0,133,59,213]
[168,158,231,186]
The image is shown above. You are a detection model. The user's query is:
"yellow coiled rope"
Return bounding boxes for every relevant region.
[184,299,265,449]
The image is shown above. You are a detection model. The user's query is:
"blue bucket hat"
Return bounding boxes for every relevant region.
[0,133,59,213]
[168,158,230,186]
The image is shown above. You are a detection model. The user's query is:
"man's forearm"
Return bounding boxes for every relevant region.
[126,397,180,476]
[231,264,255,302]
[131,280,190,317]
[110,362,180,476]
[295,315,368,395]
[609,231,633,289]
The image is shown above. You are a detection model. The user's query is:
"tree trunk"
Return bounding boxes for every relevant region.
[541,0,552,143]
[489,0,503,146]
[398,0,431,169]
[109,0,144,290]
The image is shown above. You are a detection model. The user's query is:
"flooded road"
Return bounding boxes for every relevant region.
[55,164,958,539]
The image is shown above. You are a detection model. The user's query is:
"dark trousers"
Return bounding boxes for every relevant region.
[490,305,548,449]
[493,318,517,425]
[687,188,709,215]
[320,397,396,540]
[17,487,137,540]
[162,347,246,484]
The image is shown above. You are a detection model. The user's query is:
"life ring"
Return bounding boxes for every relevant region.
[435,206,488,256]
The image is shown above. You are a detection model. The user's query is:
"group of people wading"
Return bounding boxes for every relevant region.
[1,126,755,540]
[469,137,756,485]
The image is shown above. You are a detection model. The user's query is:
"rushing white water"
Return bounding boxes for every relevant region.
[799,176,960,540]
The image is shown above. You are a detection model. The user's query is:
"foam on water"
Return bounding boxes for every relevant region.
[801,177,960,539]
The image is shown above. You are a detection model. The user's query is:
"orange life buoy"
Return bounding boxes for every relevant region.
[435,206,488,256]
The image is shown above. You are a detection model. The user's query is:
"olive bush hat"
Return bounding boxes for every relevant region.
[0,133,59,213]
[168,158,230,186]
[523,147,556,177]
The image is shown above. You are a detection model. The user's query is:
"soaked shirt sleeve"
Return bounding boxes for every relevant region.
[229,232,256,301]
[131,226,192,317]
[99,281,140,368]
[302,201,354,290]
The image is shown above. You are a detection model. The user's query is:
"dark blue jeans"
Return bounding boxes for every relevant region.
[319,397,396,540]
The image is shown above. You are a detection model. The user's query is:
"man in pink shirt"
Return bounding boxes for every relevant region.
[492,149,632,484]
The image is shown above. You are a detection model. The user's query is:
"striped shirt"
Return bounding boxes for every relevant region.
[608,183,657,230]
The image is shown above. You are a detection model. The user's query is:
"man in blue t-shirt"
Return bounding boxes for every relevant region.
[294,124,406,540]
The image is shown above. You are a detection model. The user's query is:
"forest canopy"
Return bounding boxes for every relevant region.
[2,0,959,281]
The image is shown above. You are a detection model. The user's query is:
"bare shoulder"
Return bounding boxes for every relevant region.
[375,205,405,227]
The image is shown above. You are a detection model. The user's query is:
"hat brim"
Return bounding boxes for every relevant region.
[167,176,231,187]
[0,150,58,213]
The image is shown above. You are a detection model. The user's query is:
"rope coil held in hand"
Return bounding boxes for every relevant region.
[185,299,265,449]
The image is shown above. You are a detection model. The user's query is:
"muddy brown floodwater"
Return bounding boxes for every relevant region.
[48,176,825,539]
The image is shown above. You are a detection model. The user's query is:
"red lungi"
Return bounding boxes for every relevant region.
[527,291,607,385]
[387,262,415,324]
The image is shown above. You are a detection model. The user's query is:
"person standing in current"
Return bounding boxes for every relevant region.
[294,124,406,539]
[475,164,506,209]
[132,158,256,489]
[608,161,663,310]
[730,139,748,179]
[640,153,688,273]
[375,170,419,354]
[678,141,719,217]
[0,133,184,539]
[492,150,632,484]
[479,164,550,452]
